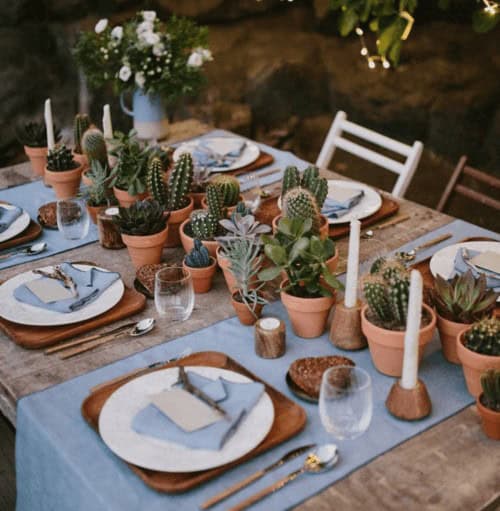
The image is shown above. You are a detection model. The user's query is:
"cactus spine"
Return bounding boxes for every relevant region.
[282,166,300,196]
[190,210,219,240]
[46,145,78,171]
[167,153,193,210]
[211,174,240,206]
[206,183,225,221]
[282,187,321,234]
[82,128,108,168]
[301,166,328,209]
[481,369,500,411]
[73,114,91,154]
[147,157,168,205]
[464,317,500,356]
[363,276,393,323]
[185,239,211,268]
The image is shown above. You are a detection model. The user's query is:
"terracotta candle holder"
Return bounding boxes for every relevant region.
[254,317,286,359]
[97,207,125,250]
[386,379,432,421]
[329,300,367,351]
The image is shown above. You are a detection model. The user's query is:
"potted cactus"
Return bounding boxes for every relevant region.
[44,145,83,199]
[360,258,436,376]
[183,239,217,294]
[114,200,169,269]
[72,113,91,170]
[81,128,109,186]
[190,166,211,207]
[259,217,342,338]
[432,271,497,364]
[201,175,242,215]
[457,317,500,397]
[16,121,61,177]
[81,161,114,223]
[477,369,500,440]
[148,153,194,247]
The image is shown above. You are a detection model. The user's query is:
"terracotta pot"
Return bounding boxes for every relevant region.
[44,163,83,199]
[72,150,89,171]
[361,303,436,376]
[231,292,263,325]
[272,214,329,239]
[81,168,93,187]
[183,257,217,294]
[24,146,47,177]
[179,218,218,258]
[166,197,194,248]
[86,204,105,224]
[113,187,148,208]
[457,329,500,397]
[477,395,500,440]
[325,248,339,273]
[201,195,244,217]
[436,312,469,364]
[281,281,335,338]
[216,246,237,294]
[190,191,206,208]
[121,225,169,269]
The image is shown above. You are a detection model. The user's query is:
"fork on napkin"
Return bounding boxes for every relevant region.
[0,205,23,234]
[192,139,247,168]
[322,188,365,219]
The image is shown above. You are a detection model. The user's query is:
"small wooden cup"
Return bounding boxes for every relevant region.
[386,379,432,421]
[254,317,286,359]
[329,300,367,350]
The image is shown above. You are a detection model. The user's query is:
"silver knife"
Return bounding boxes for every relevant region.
[200,443,316,509]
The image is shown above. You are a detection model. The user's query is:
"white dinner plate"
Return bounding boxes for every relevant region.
[0,204,31,243]
[0,264,125,326]
[99,366,275,473]
[173,137,260,173]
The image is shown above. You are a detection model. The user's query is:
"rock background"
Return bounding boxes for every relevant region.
[0,0,498,229]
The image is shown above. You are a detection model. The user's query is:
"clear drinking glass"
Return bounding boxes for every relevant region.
[56,198,90,240]
[319,366,373,440]
[154,267,194,321]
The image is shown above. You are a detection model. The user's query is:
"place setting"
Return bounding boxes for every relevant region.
[0,201,42,253]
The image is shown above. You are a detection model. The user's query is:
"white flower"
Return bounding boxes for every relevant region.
[199,48,213,62]
[152,43,165,57]
[142,10,156,22]
[135,71,145,89]
[137,20,154,35]
[119,65,132,82]
[111,26,123,41]
[187,51,203,68]
[95,19,108,34]
[140,31,160,46]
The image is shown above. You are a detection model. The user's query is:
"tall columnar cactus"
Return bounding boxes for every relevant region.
[211,174,240,206]
[464,317,500,356]
[301,166,328,209]
[206,183,225,221]
[363,276,393,323]
[282,166,300,196]
[190,210,219,240]
[167,153,193,210]
[46,145,78,171]
[301,165,319,190]
[73,114,91,154]
[388,277,410,326]
[185,239,211,268]
[282,187,321,234]
[82,128,108,167]
[147,157,168,205]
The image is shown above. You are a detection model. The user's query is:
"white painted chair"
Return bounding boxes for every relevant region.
[316,111,423,198]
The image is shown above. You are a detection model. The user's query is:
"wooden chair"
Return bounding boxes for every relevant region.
[316,111,423,198]
[436,156,500,212]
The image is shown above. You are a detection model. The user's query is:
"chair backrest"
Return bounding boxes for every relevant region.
[315,110,423,198]
[436,155,500,212]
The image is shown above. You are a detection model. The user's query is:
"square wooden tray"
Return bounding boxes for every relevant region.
[81,350,307,493]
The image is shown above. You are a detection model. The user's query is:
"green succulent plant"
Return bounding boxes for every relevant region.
[83,161,111,207]
[216,213,271,246]
[114,200,168,236]
[231,201,252,219]
[73,114,91,154]
[185,239,211,268]
[480,369,500,412]
[282,187,322,235]
[46,145,79,172]
[464,317,500,356]
[210,174,240,207]
[167,153,193,210]
[82,128,108,168]
[16,121,61,148]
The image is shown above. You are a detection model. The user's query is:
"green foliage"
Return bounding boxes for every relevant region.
[205,183,225,220]
[147,157,168,205]
[16,121,61,148]
[216,213,271,246]
[189,209,220,240]
[464,317,500,356]
[167,153,193,210]
[73,114,91,154]
[46,145,78,172]
[185,239,211,268]
[210,174,241,207]
[282,188,322,234]
[83,161,111,207]
[259,217,342,299]
[433,270,498,324]
[82,128,108,168]
[114,199,168,236]
[481,369,500,412]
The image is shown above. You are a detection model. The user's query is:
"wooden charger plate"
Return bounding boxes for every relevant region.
[0,200,42,251]
[82,350,306,493]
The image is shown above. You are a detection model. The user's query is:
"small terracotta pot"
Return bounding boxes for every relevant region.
[281,281,335,338]
[190,191,206,208]
[183,257,217,294]
[44,163,83,199]
[477,395,500,440]
[361,303,436,377]
[82,168,93,187]
[216,246,237,293]
[231,292,263,325]
[272,214,329,240]
[113,187,148,208]
[86,204,105,224]
[166,197,194,248]
[179,218,218,258]
[121,225,169,269]
[457,329,500,397]
[24,146,47,177]
[201,195,244,217]
[436,312,469,365]
[72,150,89,171]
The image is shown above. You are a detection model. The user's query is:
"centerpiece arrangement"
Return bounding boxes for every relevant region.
[74,11,212,140]
[44,145,83,199]
[183,239,217,294]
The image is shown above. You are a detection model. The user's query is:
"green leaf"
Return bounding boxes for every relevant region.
[338,8,359,37]
[290,237,309,261]
[378,16,405,55]
[321,266,344,290]
[388,40,402,66]
[258,266,282,282]
[472,9,500,33]
[264,245,286,265]
[369,18,379,31]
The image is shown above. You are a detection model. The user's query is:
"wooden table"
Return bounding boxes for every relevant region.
[0,125,498,511]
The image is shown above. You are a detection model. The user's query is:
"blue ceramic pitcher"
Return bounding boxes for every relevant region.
[120,89,169,141]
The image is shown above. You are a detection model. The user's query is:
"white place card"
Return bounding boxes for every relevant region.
[470,251,500,275]
[25,279,73,303]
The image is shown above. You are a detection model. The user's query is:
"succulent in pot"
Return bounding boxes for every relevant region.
[477,369,500,440]
[81,128,109,185]
[81,161,114,223]
[44,145,83,199]
[114,199,169,269]
[457,317,500,397]
[360,257,436,376]
[432,271,498,364]
[183,239,217,294]
[201,175,242,215]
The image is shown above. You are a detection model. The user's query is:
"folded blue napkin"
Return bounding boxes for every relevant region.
[132,372,265,450]
[192,139,246,168]
[0,205,23,234]
[14,262,121,313]
[453,249,500,291]
[322,190,365,219]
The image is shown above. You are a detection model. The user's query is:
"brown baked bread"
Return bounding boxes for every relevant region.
[38,202,57,228]
[289,355,355,398]
[136,263,173,296]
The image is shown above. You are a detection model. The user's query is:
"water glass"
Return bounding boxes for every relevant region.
[319,366,373,440]
[56,198,90,240]
[154,267,194,322]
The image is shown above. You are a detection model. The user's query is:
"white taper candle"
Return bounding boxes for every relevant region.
[44,99,55,150]
[103,104,113,139]
[344,219,361,308]
[401,269,423,390]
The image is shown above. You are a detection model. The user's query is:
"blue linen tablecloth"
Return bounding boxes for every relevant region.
[16,219,499,511]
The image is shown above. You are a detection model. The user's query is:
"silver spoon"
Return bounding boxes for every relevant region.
[229,444,339,511]
[0,241,47,261]
[130,318,156,336]
[396,233,452,262]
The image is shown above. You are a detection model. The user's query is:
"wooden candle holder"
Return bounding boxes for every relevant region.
[329,301,367,351]
[97,208,125,250]
[254,317,286,359]
[386,379,432,421]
